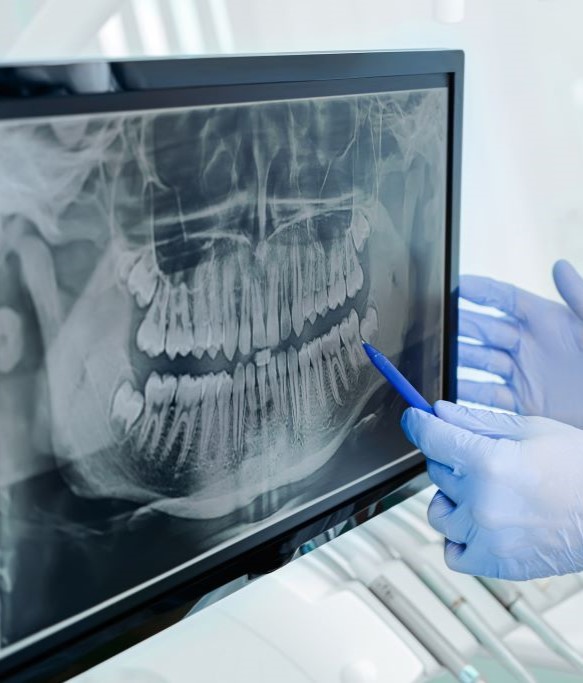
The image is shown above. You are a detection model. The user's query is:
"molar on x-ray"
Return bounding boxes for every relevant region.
[0,88,447,525]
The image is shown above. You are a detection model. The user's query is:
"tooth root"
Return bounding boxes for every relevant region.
[217,371,233,455]
[222,258,239,362]
[110,380,144,437]
[326,356,342,404]
[328,325,349,392]
[307,338,326,408]
[266,262,280,348]
[232,363,246,454]
[200,374,218,457]
[257,363,268,422]
[137,373,177,457]
[165,283,194,360]
[137,372,162,451]
[340,311,359,371]
[137,280,170,358]
[177,376,203,470]
[207,259,223,360]
[245,363,258,429]
[276,351,289,418]
[314,241,329,319]
[163,375,202,469]
[344,233,364,299]
[192,263,211,360]
[267,355,281,418]
[251,277,267,350]
[328,241,346,311]
[298,344,311,419]
[279,260,292,342]
[291,234,304,336]
[302,242,316,325]
[350,209,371,252]
[128,250,158,307]
[287,346,301,433]
[239,273,252,356]
[323,331,343,406]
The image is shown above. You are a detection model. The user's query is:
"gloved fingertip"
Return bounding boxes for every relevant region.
[552,258,573,278]
[433,400,464,420]
[444,539,466,571]
[553,259,583,320]
[458,273,479,297]
[400,408,413,440]
[401,407,428,443]
[553,259,583,290]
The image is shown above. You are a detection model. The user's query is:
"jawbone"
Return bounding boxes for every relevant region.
[46,209,409,521]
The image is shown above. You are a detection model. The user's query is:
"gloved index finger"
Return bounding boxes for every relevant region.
[553,259,583,322]
[460,275,526,321]
[401,407,488,473]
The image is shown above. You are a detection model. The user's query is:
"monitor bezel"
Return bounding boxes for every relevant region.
[0,49,463,681]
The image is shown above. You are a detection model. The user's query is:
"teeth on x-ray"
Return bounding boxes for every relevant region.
[110,307,373,468]
[200,373,218,455]
[232,363,246,454]
[125,224,369,363]
[322,326,350,406]
[327,241,347,310]
[136,374,177,456]
[126,249,158,308]
[110,380,144,439]
[166,283,193,360]
[162,375,202,469]
[360,307,379,344]
[307,337,327,409]
[287,346,301,433]
[136,280,170,358]
[2,88,446,523]
[349,209,372,253]
[344,233,364,298]
[298,344,312,417]
[340,309,363,372]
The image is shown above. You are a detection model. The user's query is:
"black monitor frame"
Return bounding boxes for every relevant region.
[0,50,463,682]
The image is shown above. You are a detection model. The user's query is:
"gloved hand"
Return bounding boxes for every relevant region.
[401,400,583,580]
[458,259,583,429]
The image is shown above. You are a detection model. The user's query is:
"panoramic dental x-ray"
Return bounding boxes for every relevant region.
[0,86,447,646]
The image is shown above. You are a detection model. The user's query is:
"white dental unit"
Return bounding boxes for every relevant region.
[71,487,583,683]
[0,49,582,683]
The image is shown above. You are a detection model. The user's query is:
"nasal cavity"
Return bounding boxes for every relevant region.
[152,184,254,275]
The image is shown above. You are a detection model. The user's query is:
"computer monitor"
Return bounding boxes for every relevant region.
[0,50,463,680]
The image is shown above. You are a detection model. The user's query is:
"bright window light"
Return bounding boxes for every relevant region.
[209,0,234,53]
[97,11,129,57]
[169,0,206,54]
[132,0,170,55]
[433,0,465,23]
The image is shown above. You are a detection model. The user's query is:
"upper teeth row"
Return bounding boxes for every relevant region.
[120,213,370,362]
[110,306,377,464]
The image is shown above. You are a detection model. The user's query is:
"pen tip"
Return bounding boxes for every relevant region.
[361,339,373,354]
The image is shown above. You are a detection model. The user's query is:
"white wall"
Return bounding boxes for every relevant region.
[2,0,582,298]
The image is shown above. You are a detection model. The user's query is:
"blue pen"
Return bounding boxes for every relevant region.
[362,341,434,414]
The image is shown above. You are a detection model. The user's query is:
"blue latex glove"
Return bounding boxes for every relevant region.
[458,260,583,429]
[402,400,583,580]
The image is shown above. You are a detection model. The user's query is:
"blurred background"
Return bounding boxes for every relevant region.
[1,0,582,298]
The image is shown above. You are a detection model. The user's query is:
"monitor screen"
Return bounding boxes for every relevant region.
[0,51,462,678]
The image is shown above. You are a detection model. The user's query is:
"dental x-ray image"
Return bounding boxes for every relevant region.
[0,86,447,649]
